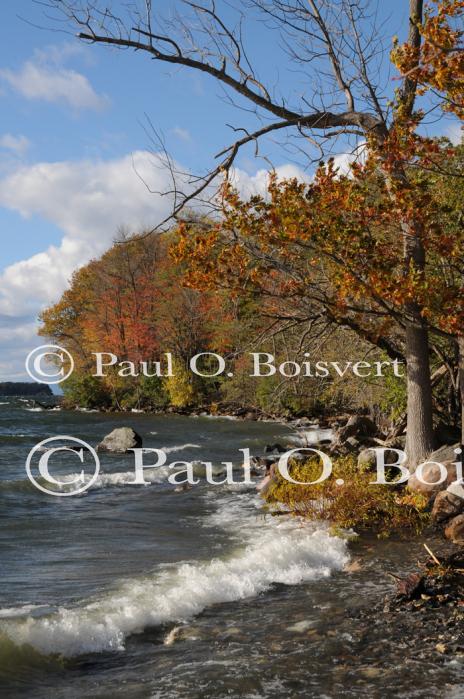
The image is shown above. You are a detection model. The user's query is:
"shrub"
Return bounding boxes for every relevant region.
[264,455,429,537]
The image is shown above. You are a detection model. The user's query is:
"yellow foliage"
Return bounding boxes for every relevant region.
[164,357,195,407]
[265,455,430,538]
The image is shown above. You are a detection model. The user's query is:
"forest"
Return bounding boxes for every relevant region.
[39,0,464,473]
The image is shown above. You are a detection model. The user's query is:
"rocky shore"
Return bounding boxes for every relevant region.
[346,539,464,676]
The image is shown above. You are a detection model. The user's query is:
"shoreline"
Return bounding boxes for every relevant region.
[1,398,463,696]
[22,394,345,430]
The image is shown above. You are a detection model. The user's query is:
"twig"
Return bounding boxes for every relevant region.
[423,543,441,567]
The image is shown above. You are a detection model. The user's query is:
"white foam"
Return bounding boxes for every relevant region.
[287,428,334,447]
[160,443,201,454]
[195,414,239,421]
[97,466,172,487]
[1,494,348,657]
[50,458,225,492]
[0,605,46,619]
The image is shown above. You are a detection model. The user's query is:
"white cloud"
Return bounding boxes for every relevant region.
[447,123,462,145]
[0,152,315,379]
[0,133,30,156]
[0,44,108,111]
[0,319,39,381]
[0,150,188,378]
[331,142,367,176]
[171,127,192,142]
[231,163,311,198]
[230,146,366,198]
[0,151,182,317]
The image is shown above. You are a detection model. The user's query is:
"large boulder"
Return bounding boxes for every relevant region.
[408,461,461,496]
[429,443,460,464]
[444,514,464,544]
[431,490,464,525]
[97,427,142,453]
[335,415,379,445]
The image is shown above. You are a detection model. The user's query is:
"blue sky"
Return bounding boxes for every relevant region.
[0,0,460,381]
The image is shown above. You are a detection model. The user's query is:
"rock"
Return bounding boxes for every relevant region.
[444,514,464,543]
[286,620,315,633]
[429,443,461,464]
[383,436,406,450]
[335,415,379,444]
[264,443,286,454]
[344,559,362,573]
[431,490,464,525]
[174,483,191,493]
[357,447,402,470]
[97,427,142,453]
[408,461,461,496]
[395,572,423,600]
[163,625,202,645]
[291,418,313,428]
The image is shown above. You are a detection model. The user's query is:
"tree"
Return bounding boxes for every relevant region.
[174,140,463,439]
[43,0,464,466]
[392,0,464,448]
[39,231,241,409]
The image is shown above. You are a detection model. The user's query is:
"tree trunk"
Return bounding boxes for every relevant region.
[458,335,464,453]
[404,313,435,470]
[402,221,435,470]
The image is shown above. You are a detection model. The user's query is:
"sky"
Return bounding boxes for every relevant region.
[0,0,460,382]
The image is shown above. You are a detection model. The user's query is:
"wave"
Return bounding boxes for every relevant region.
[91,460,227,488]
[0,469,173,494]
[287,428,334,447]
[0,434,42,443]
[0,460,229,495]
[0,605,48,620]
[0,494,348,658]
[160,443,201,454]
[192,414,239,421]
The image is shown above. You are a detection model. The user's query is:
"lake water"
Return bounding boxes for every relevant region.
[0,399,462,698]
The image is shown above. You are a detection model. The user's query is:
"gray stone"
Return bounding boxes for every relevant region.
[444,514,464,543]
[97,427,142,453]
[431,490,464,525]
[429,443,461,465]
[335,415,379,444]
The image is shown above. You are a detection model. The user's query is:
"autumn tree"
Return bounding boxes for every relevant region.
[43,0,464,465]
[393,0,464,447]
[39,232,244,409]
